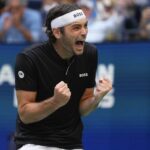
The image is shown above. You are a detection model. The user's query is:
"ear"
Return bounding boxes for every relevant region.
[52,28,62,39]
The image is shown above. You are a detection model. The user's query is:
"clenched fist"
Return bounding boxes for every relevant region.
[94,78,112,100]
[53,81,71,108]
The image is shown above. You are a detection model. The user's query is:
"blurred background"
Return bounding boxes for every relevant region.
[0,0,150,150]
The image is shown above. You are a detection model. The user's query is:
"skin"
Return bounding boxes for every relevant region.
[53,18,88,59]
[16,17,112,124]
[0,0,33,41]
[139,7,150,39]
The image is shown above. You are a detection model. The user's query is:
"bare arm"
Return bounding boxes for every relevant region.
[17,90,58,124]
[12,10,33,42]
[17,81,71,124]
[80,79,112,116]
[17,25,33,42]
[0,16,12,41]
[79,88,97,116]
[0,30,5,40]
[0,14,32,41]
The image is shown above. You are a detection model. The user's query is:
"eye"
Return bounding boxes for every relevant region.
[84,23,88,29]
[73,26,81,30]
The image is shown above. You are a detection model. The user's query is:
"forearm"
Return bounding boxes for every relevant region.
[0,30,6,40]
[17,25,33,42]
[19,96,60,124]
[80,78,112,116]
[79,96,103,116]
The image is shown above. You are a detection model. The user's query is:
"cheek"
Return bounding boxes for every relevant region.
[63,36,72,45]
[62,30,77,45]
[65,35,75,45]
[61,37,74,51]
[66,30,78,39]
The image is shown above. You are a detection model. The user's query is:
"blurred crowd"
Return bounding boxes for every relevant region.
[0,0,150,44]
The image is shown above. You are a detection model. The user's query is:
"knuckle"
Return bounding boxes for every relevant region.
[58,89,62,93]
[54,86,58,90]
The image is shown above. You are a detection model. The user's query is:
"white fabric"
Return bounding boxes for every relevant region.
[18,144,83,150]
[86,13,123,43]
[51,9,86,28]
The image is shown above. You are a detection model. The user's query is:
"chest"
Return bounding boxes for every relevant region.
[34,57,90,100]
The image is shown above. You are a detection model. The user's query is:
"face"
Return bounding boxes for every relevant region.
[58,18,88,56]
[8,0,24,15]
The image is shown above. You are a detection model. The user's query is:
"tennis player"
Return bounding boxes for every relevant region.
[14,3,112,150]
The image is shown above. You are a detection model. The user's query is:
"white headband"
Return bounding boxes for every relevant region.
[51,9,86,28]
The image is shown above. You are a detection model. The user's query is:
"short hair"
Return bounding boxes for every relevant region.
[45,3,80,43]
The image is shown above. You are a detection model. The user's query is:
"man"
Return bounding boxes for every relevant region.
[0,0,42,43]
[14,3,112,150]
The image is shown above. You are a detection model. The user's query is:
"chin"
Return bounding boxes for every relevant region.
[75,49,84,55]
[74,47,84,55]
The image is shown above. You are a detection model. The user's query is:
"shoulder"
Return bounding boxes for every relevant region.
[24,8,41,19]
[19,41,49,58]
[15,42,50,70]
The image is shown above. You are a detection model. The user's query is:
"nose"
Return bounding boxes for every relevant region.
[81,27,87,36]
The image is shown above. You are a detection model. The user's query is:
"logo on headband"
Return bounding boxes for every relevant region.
[51,9,85,28]
[73,12,84,18]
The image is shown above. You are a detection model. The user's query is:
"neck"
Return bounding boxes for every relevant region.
[53,41,73,60]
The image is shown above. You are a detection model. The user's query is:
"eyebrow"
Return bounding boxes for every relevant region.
[70,20,88,26]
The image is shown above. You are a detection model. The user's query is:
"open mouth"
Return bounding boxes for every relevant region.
[75,40,84,47]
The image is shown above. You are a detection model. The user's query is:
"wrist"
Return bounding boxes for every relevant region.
[49,96,62,110]
[94,94,104,105]
[2,28,7,34]
[17,24,24,31]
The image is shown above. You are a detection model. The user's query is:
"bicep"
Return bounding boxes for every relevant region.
[16,90,37,112]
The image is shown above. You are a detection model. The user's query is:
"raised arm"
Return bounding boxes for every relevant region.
[79,78,112,116]
[17,81,71,124]
[15,54,71,124]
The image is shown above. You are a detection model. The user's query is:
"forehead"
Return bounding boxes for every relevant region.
[68,18,88,26]
[8,0,21,7]
[8,0,27,7]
